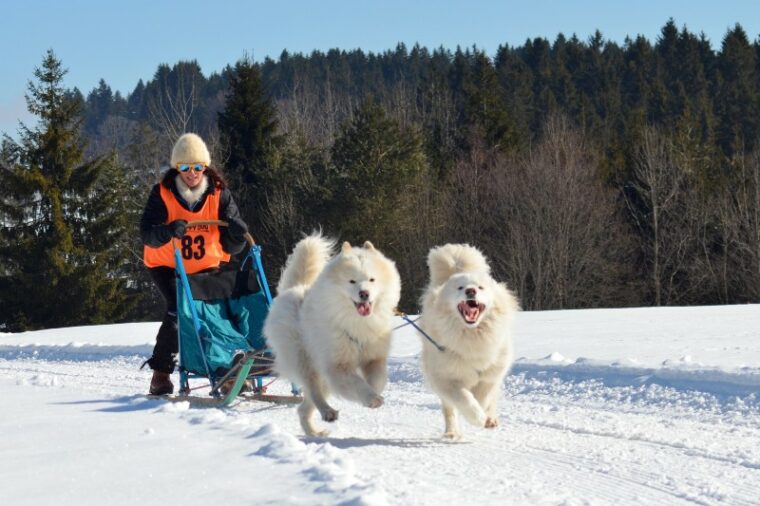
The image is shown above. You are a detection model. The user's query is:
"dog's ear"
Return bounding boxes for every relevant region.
[363,240,375,251]
[341,241,353,254]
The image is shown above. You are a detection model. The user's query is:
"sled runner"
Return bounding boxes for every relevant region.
[153,220,301,407]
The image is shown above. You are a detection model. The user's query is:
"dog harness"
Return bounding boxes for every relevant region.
[397,312,446,352]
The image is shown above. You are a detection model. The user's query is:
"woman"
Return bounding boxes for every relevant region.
[140,133,248,395]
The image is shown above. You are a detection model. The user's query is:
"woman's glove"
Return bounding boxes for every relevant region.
[167,219,188,239]
[226,217,248,241]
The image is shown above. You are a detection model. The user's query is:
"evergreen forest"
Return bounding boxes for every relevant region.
[3,20,760,330]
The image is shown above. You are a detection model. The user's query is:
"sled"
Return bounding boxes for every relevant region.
[154,220,301,407]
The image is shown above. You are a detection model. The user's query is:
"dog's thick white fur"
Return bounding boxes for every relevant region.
[419,244,519,439]
[263,233,401,436]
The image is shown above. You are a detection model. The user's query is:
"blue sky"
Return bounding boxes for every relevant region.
[2,0,760,137]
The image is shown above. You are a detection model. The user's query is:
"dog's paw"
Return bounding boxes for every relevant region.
[321,408,339,422]
[442,431,462,441]
[305,428,331,437]
[484,417,499,428]
[462,407,487,427]
[366,395,384,408]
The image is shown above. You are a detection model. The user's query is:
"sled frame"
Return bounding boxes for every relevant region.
[170,224,300,405]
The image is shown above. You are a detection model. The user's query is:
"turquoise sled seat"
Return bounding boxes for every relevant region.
[177,270,269,377]
[173,238,274,390]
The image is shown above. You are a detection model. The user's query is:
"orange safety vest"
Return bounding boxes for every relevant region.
[143,184,231,274]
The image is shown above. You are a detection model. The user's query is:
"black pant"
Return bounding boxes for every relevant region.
[147,266,178,373]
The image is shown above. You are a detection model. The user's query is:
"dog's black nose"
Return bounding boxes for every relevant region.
[359,290,369,301]
[465,287,477,298]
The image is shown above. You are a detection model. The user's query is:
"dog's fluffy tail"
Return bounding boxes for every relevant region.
[276,233,335,293]
[427,243,491,287]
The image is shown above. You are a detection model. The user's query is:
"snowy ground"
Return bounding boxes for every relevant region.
[1,305,759,505]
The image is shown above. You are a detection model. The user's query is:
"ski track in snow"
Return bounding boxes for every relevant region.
[1,345,759,506]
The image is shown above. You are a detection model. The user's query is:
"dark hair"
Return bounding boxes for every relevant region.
[161,166,228,190]
[205,167,228,189]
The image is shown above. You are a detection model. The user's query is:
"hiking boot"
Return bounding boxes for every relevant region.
[149,371,174,396]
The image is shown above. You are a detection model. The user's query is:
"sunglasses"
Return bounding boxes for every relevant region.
[177,163,206,173]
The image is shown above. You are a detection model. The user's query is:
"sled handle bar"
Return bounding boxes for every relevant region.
[185,220,256,246]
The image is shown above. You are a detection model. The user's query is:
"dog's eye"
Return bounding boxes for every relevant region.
[369,278,375,282]
[349,280,356,284]
[458,286,463,290]
[478,286,484,290]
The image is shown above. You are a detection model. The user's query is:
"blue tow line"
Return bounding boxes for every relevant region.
[395,312,446,353]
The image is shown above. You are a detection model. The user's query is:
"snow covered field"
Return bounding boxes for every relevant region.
[1,305,759,505]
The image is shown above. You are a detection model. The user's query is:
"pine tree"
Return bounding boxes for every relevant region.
[494,43,533,149]
[418,46,457,180]
[127,79,146,121]
[328,97,427,250]
[520,37,555,133]
[549,34,580,119]
[217,56,283,240]
[714,25,758,159]
[462,49,518,152]
[0,50,136,331]
[143,61,207,141]
[83,79,114,137]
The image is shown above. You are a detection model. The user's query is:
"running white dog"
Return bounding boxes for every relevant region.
[418,244,519,439]
[263,233,401,436]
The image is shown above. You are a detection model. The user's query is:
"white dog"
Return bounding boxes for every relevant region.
[418,244,519,439]
[263,233,401,436]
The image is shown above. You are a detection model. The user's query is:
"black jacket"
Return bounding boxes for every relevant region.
[139,170,247,256]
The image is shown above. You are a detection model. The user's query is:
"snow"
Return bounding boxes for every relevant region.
[1,305,759,505]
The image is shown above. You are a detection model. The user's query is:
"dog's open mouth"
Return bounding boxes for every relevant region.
[355,301,372,316]
[457,300,484,324]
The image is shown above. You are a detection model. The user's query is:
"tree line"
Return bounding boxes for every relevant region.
[2,19,760,331]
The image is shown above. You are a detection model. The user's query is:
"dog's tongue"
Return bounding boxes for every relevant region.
[458,302,480,323]
[356,302,371,316]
